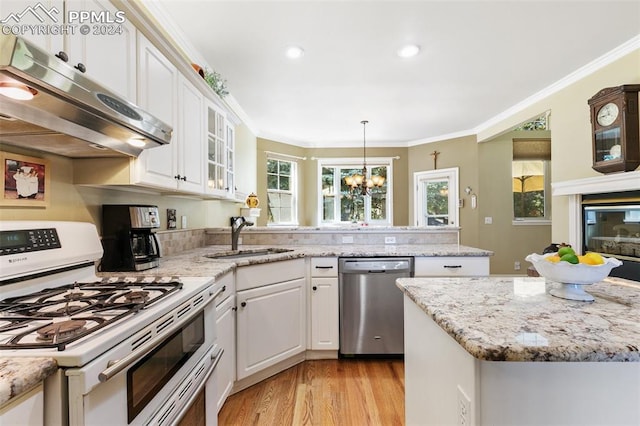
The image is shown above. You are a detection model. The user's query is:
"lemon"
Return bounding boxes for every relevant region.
[584,252,605,265]
[560,253,579,264]
[557,246,575,257]
[546,255,561,263]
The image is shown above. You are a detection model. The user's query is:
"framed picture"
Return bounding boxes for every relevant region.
[1,152,51,208]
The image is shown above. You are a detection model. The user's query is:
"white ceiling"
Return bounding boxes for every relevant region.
[154,1,640,148]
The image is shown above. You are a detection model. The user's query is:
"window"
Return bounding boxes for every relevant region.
[414,168,459,227]
[512,139,551,221]
[267,157,297,225]
[318,158,392,225]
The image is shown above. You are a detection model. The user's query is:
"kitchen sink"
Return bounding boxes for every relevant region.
[205,248,294,260]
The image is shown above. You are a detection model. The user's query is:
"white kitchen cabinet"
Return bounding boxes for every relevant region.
[65,0,137,101]
[235,259,306,380]
[414,256,489,277]
[212,272,236,414]
[310,258,339,350]
[2,0,136,102]
[174,73,205,193]
[205,102,235,199]
[0,383,44,426]
[134,32,178,188]
[135,35,205,193]
[1,0,64,54]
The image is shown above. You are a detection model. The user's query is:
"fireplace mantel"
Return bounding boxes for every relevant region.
[552,170,640,249]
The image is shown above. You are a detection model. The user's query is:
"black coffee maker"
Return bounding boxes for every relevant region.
[101,205,161,271]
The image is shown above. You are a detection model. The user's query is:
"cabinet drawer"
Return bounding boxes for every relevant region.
[213,271,235,305]
[415,257,489,277]
[236,259,305,291]
[310,257,338,277]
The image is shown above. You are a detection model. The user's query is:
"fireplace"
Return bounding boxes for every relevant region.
[553,171,640,281]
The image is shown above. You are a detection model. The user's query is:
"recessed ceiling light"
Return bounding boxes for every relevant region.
[397,44,420,58]
[285,46,305,59]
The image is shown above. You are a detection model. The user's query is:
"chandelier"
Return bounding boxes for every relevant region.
[344,120,385,195]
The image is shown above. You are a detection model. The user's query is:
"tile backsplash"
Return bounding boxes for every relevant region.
[155,227,460,255]
[156,229,206,257]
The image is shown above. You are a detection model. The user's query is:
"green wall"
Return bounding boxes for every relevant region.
[256,138,409,226]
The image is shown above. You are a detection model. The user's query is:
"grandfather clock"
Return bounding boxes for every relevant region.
[587,84,640,173]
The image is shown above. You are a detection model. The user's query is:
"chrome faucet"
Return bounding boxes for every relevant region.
[230,216,254,250]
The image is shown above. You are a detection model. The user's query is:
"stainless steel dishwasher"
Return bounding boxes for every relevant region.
[339,257,414,356]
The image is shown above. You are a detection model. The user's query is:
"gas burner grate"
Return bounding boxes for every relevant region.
[0,277,183,350]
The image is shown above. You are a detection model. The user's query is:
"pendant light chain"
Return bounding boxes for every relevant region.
[344,119,385,196]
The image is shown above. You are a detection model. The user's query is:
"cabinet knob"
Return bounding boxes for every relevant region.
[174,175,182,180]
[240,301,247,308]
[181,176,187,181]
[312,286,317,291]
[74,63,86,73]
[55,51,69,62]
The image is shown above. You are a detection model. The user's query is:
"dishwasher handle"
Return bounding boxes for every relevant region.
[339,257,414,274]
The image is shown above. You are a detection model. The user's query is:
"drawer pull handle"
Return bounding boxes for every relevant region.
[443,265,462,269]
[315,266,334,269]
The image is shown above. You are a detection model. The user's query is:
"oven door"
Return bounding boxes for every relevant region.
[66,287,221,426]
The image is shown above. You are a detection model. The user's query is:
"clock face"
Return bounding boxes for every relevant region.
[596,102,619,126]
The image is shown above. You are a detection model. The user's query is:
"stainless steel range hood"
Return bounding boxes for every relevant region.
[0,34,172,158]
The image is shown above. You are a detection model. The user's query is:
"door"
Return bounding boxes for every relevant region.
[236,278,305,380]
[135,33,178,189]
[414,167,459,227]
[65,0,137,101]
[177,74,205,193]
[212,294,235,413]
[310,277,339,350]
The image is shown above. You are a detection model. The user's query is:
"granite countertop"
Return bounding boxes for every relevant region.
[0,357,57,406]
[100,244,492,277]
[397,276,640,362]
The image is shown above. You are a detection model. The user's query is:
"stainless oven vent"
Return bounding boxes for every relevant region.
[0,35,172,158]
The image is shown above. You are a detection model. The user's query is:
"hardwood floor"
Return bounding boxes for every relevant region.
[218,359,405,426]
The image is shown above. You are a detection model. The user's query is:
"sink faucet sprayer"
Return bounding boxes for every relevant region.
[230,216,254,250]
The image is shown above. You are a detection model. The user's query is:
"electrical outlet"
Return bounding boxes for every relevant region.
[514,261,521,270]
[342,236,354,244]
[484,216,492,225]
[385,236,396,244]
[457,386,471,426]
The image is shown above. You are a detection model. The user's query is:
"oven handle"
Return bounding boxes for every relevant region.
[174,347,224,424]
[98,289,218,383]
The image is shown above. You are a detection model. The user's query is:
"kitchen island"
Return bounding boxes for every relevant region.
[396,276,640,426]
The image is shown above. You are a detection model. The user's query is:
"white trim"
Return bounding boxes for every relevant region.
[265,151,307,161]
[266,158,298,226]
[512,220,552,226]
[312,157,396,165]
[476,36,640,142]
[553,172,640,252]
[414,167,460,227]
[552,171,640,196]
[316,159,393,225]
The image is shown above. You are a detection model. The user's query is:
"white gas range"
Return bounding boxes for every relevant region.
[0,221,223,426]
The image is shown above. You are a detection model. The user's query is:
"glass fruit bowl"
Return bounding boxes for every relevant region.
[525,252,622,301]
